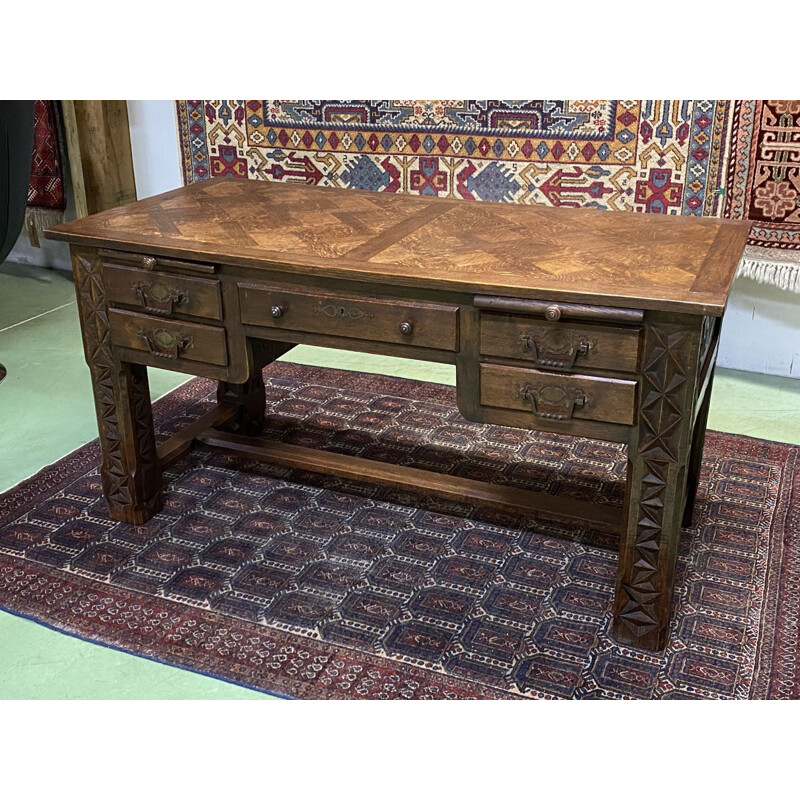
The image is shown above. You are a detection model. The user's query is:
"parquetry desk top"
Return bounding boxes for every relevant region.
[46,177,750,316]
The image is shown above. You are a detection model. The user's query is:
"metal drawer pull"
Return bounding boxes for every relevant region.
[271,305,284,318]
[399,321,413,336]
[518,383,587,421]
[132,281,188,316]
[522,332,592,369]
[137,328,194,359]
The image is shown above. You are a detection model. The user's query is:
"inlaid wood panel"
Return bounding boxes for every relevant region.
[45,178,751,316]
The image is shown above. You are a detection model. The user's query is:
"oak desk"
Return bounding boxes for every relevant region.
[45,178,750,651]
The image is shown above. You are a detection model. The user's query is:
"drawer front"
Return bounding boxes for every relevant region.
[104,263,222,321]
[109,309,228,367]
[480,314,640,373]
[239,284,459,351]
[480,364,635,425]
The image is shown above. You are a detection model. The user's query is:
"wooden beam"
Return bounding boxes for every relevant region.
[157,404,238,468]
[196,429,623,533]
[62,100,137,218]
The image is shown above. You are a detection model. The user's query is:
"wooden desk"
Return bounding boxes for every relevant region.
[45,178,750,652]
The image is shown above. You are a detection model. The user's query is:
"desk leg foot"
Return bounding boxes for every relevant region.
[612,315,701,651]
[95,361,164,525]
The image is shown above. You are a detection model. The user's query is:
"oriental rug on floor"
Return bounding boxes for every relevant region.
[1,364,798,699]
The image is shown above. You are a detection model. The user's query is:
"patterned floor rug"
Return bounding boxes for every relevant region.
[1,364,798,699]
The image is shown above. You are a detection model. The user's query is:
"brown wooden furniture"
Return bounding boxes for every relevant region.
[45,178,750,652]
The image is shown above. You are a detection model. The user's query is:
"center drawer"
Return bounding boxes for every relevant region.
[239,283,459,351]
[480,313,640,373]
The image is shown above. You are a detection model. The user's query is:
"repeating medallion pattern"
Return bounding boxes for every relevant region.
[0,364,796,699]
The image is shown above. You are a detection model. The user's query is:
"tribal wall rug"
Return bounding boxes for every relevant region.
[176,100,800,292]
[1,363,798,699]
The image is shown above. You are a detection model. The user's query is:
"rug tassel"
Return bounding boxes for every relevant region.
[24,207,65,249]
[736,254,800,294]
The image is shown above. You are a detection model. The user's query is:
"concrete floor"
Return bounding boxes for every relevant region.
[1,262,799,699]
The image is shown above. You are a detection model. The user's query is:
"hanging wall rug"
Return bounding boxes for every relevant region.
[177,100,800,293]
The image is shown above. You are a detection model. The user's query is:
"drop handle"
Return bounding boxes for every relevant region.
[399,321,413,336]
[137,328,194,359]
[518,383,587,421]
[271,305,284,319]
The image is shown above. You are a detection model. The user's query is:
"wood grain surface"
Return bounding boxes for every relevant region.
[46,178,750,315]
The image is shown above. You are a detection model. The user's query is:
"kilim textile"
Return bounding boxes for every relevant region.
[25,100,66,247]
[176,100,800,292]
[1,363,798,699]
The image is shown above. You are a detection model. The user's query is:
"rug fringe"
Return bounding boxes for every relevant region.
[736,252,800,294]
[24,207,64,248]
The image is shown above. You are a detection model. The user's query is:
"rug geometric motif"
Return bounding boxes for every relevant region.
[1,364,797,699]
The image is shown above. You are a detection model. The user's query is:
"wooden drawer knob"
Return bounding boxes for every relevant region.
[545,304,561,321]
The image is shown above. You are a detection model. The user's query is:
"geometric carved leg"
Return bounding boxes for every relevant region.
[93,360,163,523]
[612,313,702,651]
[682,369,714,528]
[71,247,163,524]
[215,340,295,436]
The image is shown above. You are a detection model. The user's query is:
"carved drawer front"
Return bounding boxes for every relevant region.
[480,364,636,426]
[480,313,640,373]
[108,309,228,367]
[239,284,459,351]
[103,263,222,321]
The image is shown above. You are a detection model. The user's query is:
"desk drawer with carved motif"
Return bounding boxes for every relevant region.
[108,309,228,367]
[239,283,459,351]
[103,262,222,321]
[480,313,640,374]
[479,364,636,426]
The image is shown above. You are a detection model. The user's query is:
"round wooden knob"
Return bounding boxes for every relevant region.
[142,256,157,271]
[544,304,561,322]
[399,321,413,336]
[271,305,283,319]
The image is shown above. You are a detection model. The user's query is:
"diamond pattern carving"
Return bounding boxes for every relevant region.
[616,318,699,642]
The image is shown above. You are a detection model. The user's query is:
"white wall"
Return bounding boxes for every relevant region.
[126,100,183,198]
[718,277,800,377]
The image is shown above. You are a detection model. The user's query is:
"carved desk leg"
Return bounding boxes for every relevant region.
[683,370,715,527]
[216,340,294,436]
[613,312,703,651]
[72,248,163,524]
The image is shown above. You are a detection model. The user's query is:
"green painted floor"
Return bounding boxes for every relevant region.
[1,262,799,699]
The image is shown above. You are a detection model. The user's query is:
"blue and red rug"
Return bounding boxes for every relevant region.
[1,364,798,699]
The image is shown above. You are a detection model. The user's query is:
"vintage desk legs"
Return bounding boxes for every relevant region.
[612,313,703,651]
[683,370,714,528]
[72,249,163,524]
[215,341,294,436]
